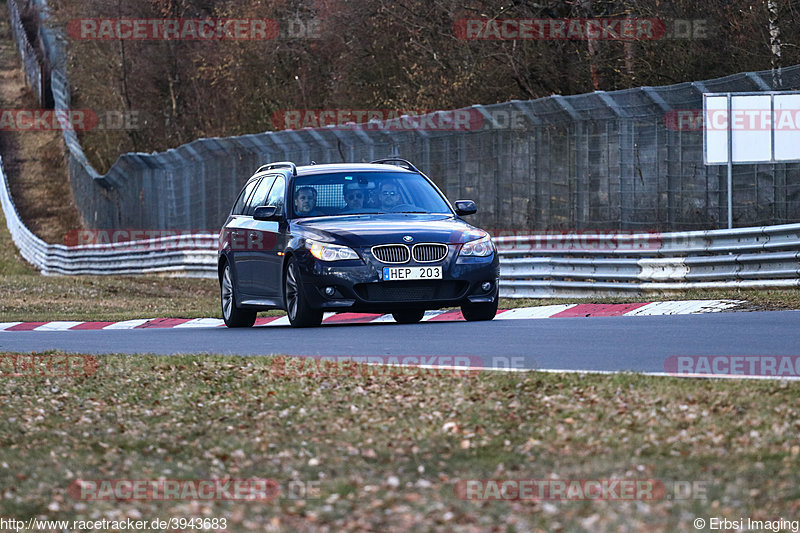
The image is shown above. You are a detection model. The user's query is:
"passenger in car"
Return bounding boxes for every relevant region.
[294,186,320,216]
[341,182,366,213]
[365,187,381,209]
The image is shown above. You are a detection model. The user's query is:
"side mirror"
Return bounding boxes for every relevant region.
[253,205,279,221]
[454,200,477,216]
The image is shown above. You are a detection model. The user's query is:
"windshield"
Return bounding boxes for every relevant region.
[290,171,452,218]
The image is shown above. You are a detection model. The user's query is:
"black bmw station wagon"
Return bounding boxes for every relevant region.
[218,159,499,327]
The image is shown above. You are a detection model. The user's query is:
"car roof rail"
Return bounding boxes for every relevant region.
[256,161,297,176]
[370,158,421,173]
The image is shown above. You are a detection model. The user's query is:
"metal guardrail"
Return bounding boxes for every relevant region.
[0,155,217,278]
[496,228,800,298]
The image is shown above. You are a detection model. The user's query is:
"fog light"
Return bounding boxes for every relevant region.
[324,286,336,297]
[481,281,492,292]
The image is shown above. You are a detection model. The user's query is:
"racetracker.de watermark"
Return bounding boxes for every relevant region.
[64,229,220,250]
[271,107,572,132]
[67,479,281,502]
[454,18,707,40]
[666,109,800,131]
[0,109,138,131]
[491,230,662,251]
[0,354,98,378]
[67,229,666,254]
[270,355,526,378]
[67,18,279,40]
[271,109,485,131]
[454,18,665,40]
[454,479,667,501]
[665,355,800,377]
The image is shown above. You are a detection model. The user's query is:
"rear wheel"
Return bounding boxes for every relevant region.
[284,257,323,328]
[221,264,256,328]
[391,309,425,324]
[461,297,498,322]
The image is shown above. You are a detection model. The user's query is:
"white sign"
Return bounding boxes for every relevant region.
[703,92,800,165]
[774,94,800,161]
[731,95,771,163]
[704,95,728,164]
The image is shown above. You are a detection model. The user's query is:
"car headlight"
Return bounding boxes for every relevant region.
[307,240,360,261]
[459,234,495,257]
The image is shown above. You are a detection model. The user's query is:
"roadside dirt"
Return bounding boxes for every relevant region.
[0,2,82,244]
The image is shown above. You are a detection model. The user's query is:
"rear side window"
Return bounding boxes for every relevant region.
[265,175,286,211]
[244,174,277,216]
[231,178,260,215]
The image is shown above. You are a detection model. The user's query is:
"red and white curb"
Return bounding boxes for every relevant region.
[0,300,742,332]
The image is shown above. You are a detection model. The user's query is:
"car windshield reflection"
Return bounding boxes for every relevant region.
[291,171,452,218]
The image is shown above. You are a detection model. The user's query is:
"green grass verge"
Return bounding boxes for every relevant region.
[0,207,240,321]
[0,352,796,531]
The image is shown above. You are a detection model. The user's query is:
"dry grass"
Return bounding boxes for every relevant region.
[0,353,797,532]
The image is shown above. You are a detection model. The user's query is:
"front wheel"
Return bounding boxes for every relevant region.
[461,298,498,322]
[284,258,323,328]
[391,309,425,324]
[221,264,256,328]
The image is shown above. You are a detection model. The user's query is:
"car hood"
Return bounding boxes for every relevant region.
[291,214,485,248]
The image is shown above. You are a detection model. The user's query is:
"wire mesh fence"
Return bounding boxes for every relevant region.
[15,0,800,234]
[5,0,45,106]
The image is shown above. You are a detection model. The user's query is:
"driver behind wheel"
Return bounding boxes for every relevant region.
[379,180,404,211]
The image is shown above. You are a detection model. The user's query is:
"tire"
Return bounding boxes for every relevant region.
[221,264,256,328]
[461,297,498,322]
[284,257,323,328]
[392,309,425,324]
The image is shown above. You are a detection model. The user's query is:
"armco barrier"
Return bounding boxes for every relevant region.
[495,229,800,298]
[3,148,799,294]
[0,155,216,278]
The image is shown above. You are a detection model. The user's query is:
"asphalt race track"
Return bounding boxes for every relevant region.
[2,311,799,374]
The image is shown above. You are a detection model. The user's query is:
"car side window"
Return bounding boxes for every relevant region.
[247,174,277,212]
[243,175,274,217]
[265,175,286,212]
[232,177,260,216]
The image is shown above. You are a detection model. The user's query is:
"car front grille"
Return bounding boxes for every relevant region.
[371,244,410,264]
[412,243,448,263]
[371,243,448,264]
[355,280,468,302]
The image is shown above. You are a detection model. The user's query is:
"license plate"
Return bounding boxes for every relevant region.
[383,266,442,281]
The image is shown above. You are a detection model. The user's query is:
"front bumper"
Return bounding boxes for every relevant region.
[293,247,499,312]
